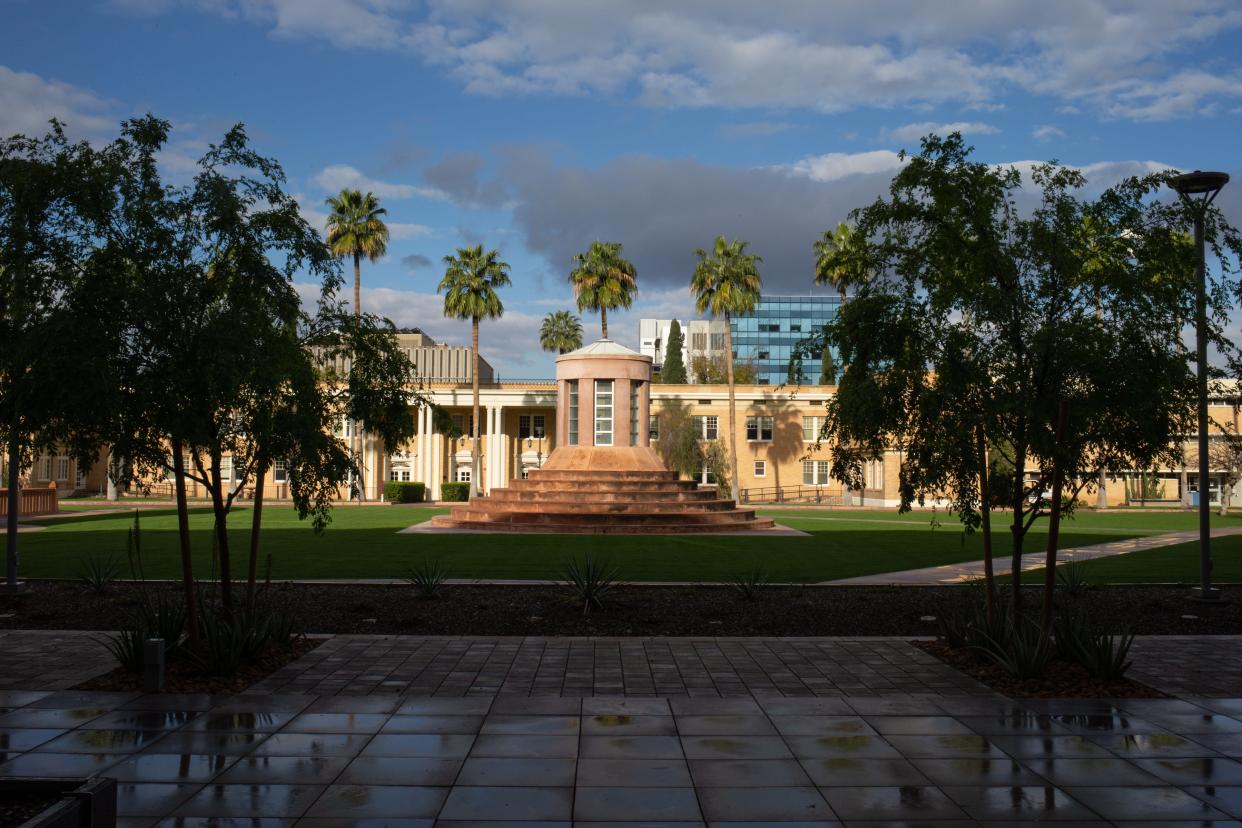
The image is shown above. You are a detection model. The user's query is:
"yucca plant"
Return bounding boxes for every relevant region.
[561,554,620,616]
[77,553,121,594]
[1077,631,1136,681]
[974,617,1054,679]
[97,624,144,672]
[1056,555,1092,598]
[728,565,771,600]
[407,559,450,599]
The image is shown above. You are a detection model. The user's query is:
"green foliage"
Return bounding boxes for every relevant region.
[439,482,470,502]
[691,354,758,385]
[814,222,868,302]
[1055,607,1135,680]
[539,309,583,354]
[325,190,389,265]
[77,553,121,594]
[561,553,620,616]
[691,236,763,320]
[384,481,426,503]
[1056,555,1092,597]
[99,627,145,672]
[569,240,637,339]
[407,558,449,599]
[655,399,705,479]
[728,565,771,600]
[818,341,836,385]
[662,320,687,383]
[439,245,511,323]
[702,440,732,500]
[188,590,299,676]
[975,616,1055,680]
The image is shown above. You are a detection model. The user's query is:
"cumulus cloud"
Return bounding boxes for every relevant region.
[0,64,115,138]
[123,1,1242,121]
[720,121,796,137]
[884,121,998,143]
[422,152,509,208]
[1032,125,1067,142]
[401,253,433,272]
[313,163,444,200]
[782,150,907,183]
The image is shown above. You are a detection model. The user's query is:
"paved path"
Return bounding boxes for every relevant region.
[1,688,1242,825]
[0,629,117,691]
[827,525,1242,585]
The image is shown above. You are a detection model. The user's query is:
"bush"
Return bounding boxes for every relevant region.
[384,481,426,503]
[975,616,1054,680]
[439,481,470,502]
[1055,607,1135,680]
[561,554,620,616]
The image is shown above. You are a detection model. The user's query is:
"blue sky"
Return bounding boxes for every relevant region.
[4,1,1242,376]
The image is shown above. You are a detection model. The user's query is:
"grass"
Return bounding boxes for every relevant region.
[1021,534,1242,585]
[15,503,1242,583]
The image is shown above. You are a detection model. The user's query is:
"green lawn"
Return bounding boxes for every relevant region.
[15,504,1241,583]
[1020,534,1242,585]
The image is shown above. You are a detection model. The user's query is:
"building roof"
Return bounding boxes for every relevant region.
[558,338,648,360]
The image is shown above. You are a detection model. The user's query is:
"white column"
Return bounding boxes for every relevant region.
[429,408,442,501]
[494,406,506,488]
[417,406,428,487]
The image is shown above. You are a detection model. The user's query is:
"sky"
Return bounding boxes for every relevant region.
[4,0,1242,377]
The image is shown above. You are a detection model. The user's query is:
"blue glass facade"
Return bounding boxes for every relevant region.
[731,295,842,385]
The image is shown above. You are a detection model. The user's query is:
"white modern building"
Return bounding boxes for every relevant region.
[639,318,728,378]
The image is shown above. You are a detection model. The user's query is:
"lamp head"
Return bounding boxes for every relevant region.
[1171,170,1229,198]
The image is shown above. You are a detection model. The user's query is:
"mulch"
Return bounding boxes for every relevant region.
[74,637,320,695]
[0,794,62,828]
[2,581,1238,637]
[913,639,1168,698]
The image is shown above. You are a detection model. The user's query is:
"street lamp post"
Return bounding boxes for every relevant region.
[1169,170,1229,603]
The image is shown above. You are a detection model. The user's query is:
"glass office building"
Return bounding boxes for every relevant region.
[731,295,842,385]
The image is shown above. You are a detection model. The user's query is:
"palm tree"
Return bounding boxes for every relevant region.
[439,245,510,497]
[325,189,389,318]
[540,310,583,355]
[691,236,762,498]
[814,222,865,304]
[569,240,637,339]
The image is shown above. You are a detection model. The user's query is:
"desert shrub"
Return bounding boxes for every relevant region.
[729,565,771,600]
[99,626,145,672]
[439,482,470,502]
[1055,607,1135,680]
[407,559,449,599]
[1056,555,1092,597]
[385,481,426,503]
[561,554,620,616]
[77,553,121,594]
[974,615,1055,679]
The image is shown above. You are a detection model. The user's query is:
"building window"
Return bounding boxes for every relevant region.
[389,467,410,481]
[38,455,52,481]
[334,417,354,438]
[630,381,640,446]
[274,459,288,483]
[533,415,546,439]
[693,415,718,440]
[220,456,233,481]
[803,460,831,486]
[594,379,613,446]
[802,416,822,442]
[696,465,717,485]
[691,332,707,351]
[519,415,531,439]
[865,459,885,490]
[710,332,725,351]
[754,460,766,478]
[457,467,471,483]
[56,456,70,481]
[746,416,774,441]
[568,381,579,445]
[451,414,475,437]
[649,414,660,442]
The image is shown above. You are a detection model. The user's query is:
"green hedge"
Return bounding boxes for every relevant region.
[439,481,471,502]
[384,481,426,503]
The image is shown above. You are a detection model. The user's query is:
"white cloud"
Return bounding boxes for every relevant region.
[884,121,998,143]
[1032,125,1067,141]
[388,221,434,239]
[0,65,115,138]
[313,163,445,200]
[782,150,907,183]
[123,1,1242,121]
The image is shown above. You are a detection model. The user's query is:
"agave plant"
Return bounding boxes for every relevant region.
[407,559,450,600]
[728,565,771,600]
[561,554,620,616]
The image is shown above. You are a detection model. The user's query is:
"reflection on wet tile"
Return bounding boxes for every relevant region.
[757,697,855,716]
[1139,714,1242,734]
[1022,757,1164,786]
[380,715,483,735]
[1052,713,1161,734]
[396,697,493,716]
[216,755,351,785]
[1132,757,1242,786]
[174,784,326,818]
[440,786,573,821]
[580,736,684,760]
[489,697,580,716]
[303,784,448,819]
[121,694,221,712]
[183,712,296,733]
[33,729,168,754]
[304,696,400,715]
[155,732,268,756]
[865,716,977,736]
[109,753,237,783]
[1186,785,1242,818]
[768,715,874,737]
[958,713,1066,735]
[1064,785,1232,821]
[941,785,1097,822]
[85,711,199,731]
[987,734,1112,758]
[668,697,761,716]
[909,757,1045,786]
[152,818,292,828]
[209,696,314,715]
[284,713,388,734]
[880,734,1002,759]
[783,734,901,760]
[800,757,929,787]
[581,715,676,736]
[0,751,122,777]
[575,758,692,788]
[0,707,109,728]
[0,728,65,751]
[573,787,701,822]
[698,786,832,822]
[339,756,465,787]
[479,715,580,735]
[467,734,576,759]
[820,785,968,821]
[28,691,137,709]
[1188,734,1242,758]
[296,820,431,828]
[250,733,368,758]
[674,715,776,736]
[687,759,809,787]
[362,733,476,758]
[1092,733,1220,757]
[581,698,671,717]
[680,736,792,760]
[453,757,575,787]
[117,783,203,817]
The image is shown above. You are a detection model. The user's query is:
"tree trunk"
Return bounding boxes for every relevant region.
[5,432,20,589]
[208,453,232,610]
[471,316,481,498]
[600,306,608,340]
[724,313,738,499]
[976,427,996,621]
[171,441,198,649]
[353,249,364,502]
[1010,449,1027,620]
[1042,401,1070,635]
[353,250,362,319]
[248,462,266,601]
[1097,469,1107,509]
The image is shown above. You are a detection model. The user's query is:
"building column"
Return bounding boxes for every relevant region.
[428,408,442,501]
[615,378,632,448]
[638,381,651,448]
[495,406,506,487]
[416,406,428,488]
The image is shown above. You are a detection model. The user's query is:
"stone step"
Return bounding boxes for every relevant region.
[446,506,763,526]
[529,469,679,481]
[461,498,739,514]
[506,479,707,494]
[428,515,777,534]
[487,488,718,503]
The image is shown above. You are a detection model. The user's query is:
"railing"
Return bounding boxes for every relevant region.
[0,485,60,518]
[738,485,885,506]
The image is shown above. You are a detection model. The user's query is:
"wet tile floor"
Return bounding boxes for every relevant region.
[1,690,1242,825]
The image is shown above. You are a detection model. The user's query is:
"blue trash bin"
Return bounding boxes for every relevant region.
[1191,491,1200,507]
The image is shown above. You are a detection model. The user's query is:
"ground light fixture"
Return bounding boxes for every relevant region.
[1168,170,1229,602]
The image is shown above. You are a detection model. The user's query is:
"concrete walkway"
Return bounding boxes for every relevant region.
[826,525,1242,585]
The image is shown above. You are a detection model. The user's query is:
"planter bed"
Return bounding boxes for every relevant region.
[3,581,1239,637]
[0,778,115,828]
